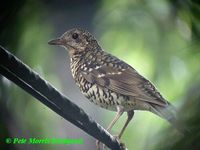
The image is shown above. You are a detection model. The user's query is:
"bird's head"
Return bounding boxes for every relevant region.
[48,28,99,56]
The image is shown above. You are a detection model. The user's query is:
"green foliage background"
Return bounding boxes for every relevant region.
[0,0,199,150]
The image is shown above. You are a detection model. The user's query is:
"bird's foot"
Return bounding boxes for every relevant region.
[113,134,120,141]
[96,140,101,150]
[101,135,126,150]
[113,135,126,150]
[96,135,126,150]
[96,140,108,150]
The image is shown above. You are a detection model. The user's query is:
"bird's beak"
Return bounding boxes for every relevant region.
[48,38,63,45]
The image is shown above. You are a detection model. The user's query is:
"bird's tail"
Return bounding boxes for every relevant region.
[150,102,189,135]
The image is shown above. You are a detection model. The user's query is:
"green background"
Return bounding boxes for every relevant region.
[0,0,200,150]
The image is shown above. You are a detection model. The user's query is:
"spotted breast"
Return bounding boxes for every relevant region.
[70,50,136,111]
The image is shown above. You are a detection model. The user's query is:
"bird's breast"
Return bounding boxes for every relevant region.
[71,71,131,111]
[69,57,137,111]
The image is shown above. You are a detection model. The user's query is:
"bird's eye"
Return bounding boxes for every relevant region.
[72,33,79,39]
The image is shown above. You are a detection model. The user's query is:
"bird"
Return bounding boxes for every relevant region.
[48,28,187,149]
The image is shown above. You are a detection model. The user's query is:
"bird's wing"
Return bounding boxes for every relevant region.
[81,65,167,106]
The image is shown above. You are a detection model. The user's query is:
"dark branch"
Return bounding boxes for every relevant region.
[0,46,123,150]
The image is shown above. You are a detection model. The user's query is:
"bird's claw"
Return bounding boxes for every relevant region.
[96,140,101,150]
[96,134,126,150]
[113,135,126,150]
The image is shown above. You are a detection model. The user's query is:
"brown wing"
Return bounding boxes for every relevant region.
[81,65,167,106]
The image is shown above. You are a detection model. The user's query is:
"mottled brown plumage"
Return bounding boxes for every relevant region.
[49,28,184,149]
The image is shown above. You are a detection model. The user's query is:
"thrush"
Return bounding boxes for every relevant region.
[48,28,186,149]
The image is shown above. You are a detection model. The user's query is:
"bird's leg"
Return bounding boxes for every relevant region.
[107,109,124,132]
[96,107,124,150]
[118,110,134,139]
